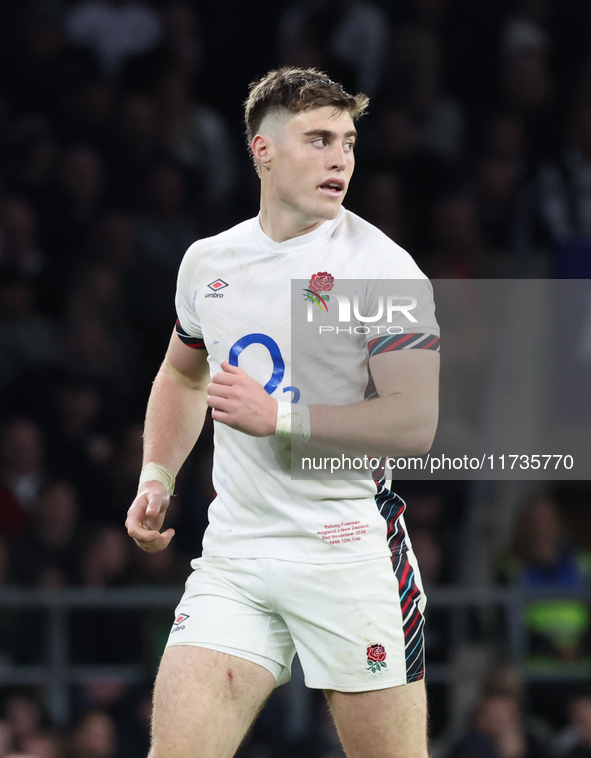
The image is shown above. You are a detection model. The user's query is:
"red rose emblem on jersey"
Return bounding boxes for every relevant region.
[366,643,388,673]
[308,272,334,293]
[302,272,333,312]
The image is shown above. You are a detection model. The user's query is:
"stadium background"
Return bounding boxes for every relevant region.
[0,1,590,756]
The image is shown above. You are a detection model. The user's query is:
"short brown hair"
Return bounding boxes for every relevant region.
[244,67,369,156]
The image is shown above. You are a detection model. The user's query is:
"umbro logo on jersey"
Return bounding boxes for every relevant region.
[206,279,228,298]
[171,613,190,633]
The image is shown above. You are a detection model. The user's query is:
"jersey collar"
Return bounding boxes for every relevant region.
[253,206,345,253]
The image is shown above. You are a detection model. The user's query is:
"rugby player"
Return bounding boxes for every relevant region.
[126,67,440,758]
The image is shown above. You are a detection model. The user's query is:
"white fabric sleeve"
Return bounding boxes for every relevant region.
[174,244,203,340]
[361,244,440,354]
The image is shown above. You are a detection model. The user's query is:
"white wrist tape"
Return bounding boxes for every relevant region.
[138,462,176,496]
[274,402,311,442]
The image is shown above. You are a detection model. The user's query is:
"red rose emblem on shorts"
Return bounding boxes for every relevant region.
[366,643,387,673]
[308,272,334,293]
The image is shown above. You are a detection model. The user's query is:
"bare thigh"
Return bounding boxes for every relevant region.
[325,679,429,758]
[149,645,276,758]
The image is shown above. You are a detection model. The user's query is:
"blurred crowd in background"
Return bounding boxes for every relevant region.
[0,0,590,756]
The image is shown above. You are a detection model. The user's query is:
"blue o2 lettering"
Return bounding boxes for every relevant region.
[283,386,300,404]
[228,334,299,402]
[229,333,284,395]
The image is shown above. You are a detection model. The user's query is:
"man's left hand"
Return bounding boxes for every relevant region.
[207,361,277,436]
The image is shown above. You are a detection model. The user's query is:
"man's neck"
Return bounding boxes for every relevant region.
[258,193,327,243]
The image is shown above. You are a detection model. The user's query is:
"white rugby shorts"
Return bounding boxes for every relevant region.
[165,551,426,691]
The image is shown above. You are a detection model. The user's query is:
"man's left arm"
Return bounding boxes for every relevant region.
[207,349,439,457]
[309,349,439,456]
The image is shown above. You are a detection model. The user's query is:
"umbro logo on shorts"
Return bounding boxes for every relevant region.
[171,613,190,632]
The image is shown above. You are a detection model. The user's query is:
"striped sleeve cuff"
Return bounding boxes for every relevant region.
[175,319,206,349]
[368,333,440,357]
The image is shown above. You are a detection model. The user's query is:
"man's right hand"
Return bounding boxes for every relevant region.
[125,481,175,553]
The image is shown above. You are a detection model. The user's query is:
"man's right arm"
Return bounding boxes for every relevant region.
[125,328,210,553]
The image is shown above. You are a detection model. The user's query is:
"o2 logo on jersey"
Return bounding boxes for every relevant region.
[229,334,300,403]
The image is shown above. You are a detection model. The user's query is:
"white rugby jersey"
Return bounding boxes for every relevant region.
[175,207,439,563]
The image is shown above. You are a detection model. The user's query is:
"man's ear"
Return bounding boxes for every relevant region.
[251,134,273,172]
